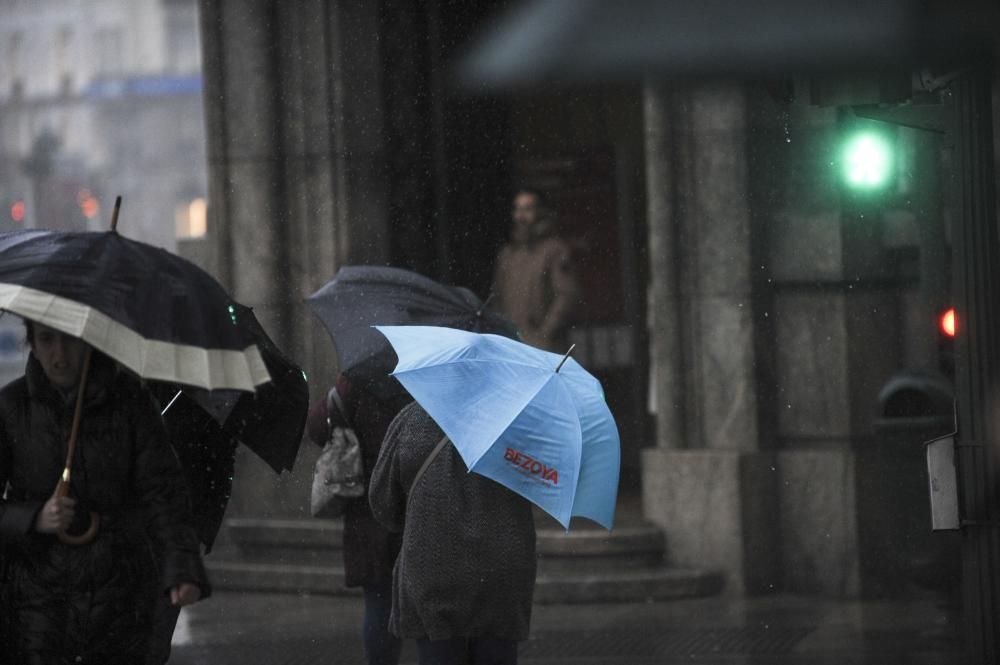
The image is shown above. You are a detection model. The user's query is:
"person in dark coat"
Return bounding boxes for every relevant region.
[370,402,537,665]
[145,391,239,665]
[0,322,209,665]
[307,371,413,665]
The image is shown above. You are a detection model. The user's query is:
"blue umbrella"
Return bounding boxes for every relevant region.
[375,325,620,529]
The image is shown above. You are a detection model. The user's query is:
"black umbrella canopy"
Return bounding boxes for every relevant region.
[457,0,999,88]
[0,230,270,391]
[307,266,519,389]
[148,304,307,549]
[162,303,309,475]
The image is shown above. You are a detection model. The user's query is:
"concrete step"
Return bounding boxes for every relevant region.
[534,524,666,574]
[205,559,358,596]
[227,518,342,564]
[204,558,722,604]
[226,518,667,572]
[208,517,724,603]
[227,518,343,549]
[533,567,724,604]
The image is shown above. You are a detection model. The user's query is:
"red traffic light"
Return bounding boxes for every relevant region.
[10,200,25,223]
[939,308,957,338]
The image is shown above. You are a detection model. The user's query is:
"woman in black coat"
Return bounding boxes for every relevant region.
[0,322,209,664]
[307,372,412,665]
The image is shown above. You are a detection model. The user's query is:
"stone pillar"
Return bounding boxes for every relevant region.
[201,0,289,337]
[199,0,293,520]
[198,0,395,519]
[641,83,779,595]
[643,81,685,450]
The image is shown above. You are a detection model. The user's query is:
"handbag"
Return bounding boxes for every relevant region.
[310,387,365,518]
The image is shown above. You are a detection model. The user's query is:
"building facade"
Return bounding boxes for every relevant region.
[0,0,206,248]
[189,0,981,604]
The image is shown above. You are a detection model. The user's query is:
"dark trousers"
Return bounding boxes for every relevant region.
[363,585,403,665]
[416,637,518,665]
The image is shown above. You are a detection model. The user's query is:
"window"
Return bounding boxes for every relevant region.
[7,31,24,98]
[175,197,207,238]
[165,6,200,73]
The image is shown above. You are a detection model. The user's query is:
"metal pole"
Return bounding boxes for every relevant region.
[950,65,1000,665]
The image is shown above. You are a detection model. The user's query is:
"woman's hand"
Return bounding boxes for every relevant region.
[170,583,202,607]
[34,495,76,533]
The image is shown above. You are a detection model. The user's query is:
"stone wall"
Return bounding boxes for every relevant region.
[642,83,948,597]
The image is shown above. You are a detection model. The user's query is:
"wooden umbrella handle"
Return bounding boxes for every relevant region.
[63,348,92,470]
[55,348,99,546]
[56,476,100,545]
[55,197,121,546]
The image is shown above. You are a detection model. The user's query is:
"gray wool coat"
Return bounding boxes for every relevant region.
[369,402,537,642]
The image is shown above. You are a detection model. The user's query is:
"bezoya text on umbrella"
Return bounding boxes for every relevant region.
[504,447,559,485]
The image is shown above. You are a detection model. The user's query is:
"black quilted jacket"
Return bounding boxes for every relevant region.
[0,354,209,664]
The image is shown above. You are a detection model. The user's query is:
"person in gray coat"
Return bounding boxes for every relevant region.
[369,402,537,665]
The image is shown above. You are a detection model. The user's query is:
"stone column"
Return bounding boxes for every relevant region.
[277,0,392,385]
[643,81,686,450]
[641,83,779,595]
[201,0,289,339]
[197,0,395,519]
[199,0,292,520]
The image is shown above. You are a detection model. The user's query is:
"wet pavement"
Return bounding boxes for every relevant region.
[168,591,962,664]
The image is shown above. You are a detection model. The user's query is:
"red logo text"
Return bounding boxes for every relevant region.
[504,447,559,485]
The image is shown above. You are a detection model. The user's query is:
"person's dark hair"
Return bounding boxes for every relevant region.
[514,186,549,210]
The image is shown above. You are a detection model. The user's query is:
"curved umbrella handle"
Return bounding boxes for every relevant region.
[54,476,100,545]
[58,512,100,545]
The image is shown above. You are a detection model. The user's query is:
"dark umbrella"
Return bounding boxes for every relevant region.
[306,266,518,394]
[0,229,270,391]
[161,303,309,475]
[0,221,271,545]
[152,304,307,550]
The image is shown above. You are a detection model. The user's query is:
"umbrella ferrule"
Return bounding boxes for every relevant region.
[476,292,498,318]
[555,344,576,373]
[110,195,122,233]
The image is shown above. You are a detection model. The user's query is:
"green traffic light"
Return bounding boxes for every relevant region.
[843,131,892,190]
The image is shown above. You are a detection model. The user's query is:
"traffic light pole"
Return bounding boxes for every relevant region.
[950,65,1000,665]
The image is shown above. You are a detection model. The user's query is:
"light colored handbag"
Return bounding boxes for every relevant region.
[310,387,365,518]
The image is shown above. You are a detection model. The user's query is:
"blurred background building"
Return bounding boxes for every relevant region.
[0,0,207,248]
